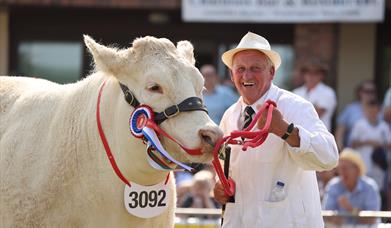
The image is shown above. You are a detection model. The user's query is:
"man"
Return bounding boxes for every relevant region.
[201,64,238,124]
[322,148,380,225]
[213,32,339,227]
[293,60,337,131]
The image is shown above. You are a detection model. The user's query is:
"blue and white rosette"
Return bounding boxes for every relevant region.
[129,105,153,139]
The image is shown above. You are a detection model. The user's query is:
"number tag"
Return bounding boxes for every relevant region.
[124,180,170,218]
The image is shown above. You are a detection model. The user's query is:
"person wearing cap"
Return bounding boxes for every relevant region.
[292,60,337,131]
[213,32,339,227]
[322,148,381,225]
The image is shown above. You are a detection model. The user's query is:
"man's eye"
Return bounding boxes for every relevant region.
[148,85,163,93]
[236,67,245,73]
[251,67,261,72]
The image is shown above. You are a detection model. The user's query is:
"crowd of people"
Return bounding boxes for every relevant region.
[174,32,391,226]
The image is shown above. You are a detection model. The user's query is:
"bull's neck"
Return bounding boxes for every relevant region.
[96,77,169,186]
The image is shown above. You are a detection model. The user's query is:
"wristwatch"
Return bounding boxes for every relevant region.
[281,123,294,140]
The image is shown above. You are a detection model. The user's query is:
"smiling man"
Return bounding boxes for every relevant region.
[213,32,339,227]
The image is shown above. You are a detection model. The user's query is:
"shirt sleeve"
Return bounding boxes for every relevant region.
[349,121,362,144]
[322,180,339,210]
[363,180,381,211]
[337,106,350,125]
[282,95,339,171]
[316,88,337,113]
[381,123,391,144]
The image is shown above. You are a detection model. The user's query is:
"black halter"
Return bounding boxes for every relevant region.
[119,82,208,125]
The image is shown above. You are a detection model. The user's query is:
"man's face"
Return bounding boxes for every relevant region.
[230,50,275,105]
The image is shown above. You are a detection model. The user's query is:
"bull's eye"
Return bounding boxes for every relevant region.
[148,84,163,93]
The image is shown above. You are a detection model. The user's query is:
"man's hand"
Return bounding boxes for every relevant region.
[256,105,300,147]
[338,195,354,211]
[256,105,285,135]
[213,180,229,205]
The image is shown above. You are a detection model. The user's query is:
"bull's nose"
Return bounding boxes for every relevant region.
[199,127,223,148]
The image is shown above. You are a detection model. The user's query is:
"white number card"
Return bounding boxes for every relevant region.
[124,180,170,218]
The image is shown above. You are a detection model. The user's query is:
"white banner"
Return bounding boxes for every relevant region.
[182,0,385,23]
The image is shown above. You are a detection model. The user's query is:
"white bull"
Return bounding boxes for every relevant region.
[0,35,222,227]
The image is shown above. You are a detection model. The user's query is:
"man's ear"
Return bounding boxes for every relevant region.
[270,66,275,80]
[229,69,234,82]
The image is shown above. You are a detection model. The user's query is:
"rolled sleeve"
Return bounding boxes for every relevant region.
[287,125,311,153]
[283,96,339,171]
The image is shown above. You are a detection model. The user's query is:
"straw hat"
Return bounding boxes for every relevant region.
[339,148,366,176]
[221,32,281,70]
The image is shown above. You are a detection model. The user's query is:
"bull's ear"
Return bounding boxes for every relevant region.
[84,35,126,76]
[177,41,196,66]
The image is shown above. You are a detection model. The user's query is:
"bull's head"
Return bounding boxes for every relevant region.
[84,35,223,171]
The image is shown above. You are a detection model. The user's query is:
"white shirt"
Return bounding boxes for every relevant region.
[220,84,339,228]
[293,82,337,131]
[349,118,391,188]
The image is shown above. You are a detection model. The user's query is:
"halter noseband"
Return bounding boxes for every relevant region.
[119,83,208,125]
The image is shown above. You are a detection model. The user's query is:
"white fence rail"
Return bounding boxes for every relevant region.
[174,208,391,228]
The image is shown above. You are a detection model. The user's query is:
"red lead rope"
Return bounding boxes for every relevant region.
[212,100,276,196]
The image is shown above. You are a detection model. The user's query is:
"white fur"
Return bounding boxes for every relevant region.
[0,36,221,227]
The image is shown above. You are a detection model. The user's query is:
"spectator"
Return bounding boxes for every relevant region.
[179,170,219,210]
[293,60,337,131]
[201,64,238,124]
[350,99,391,209]
[322,148,381,225]
[335,80,378,150]
[176,179,193,208]
[382,86,391,211]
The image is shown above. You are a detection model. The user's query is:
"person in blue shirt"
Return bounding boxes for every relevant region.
[322,148,381,225]
[201,64,238,124]
[335,80,378,150]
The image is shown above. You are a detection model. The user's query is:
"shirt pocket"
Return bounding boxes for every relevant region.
[259,197,306,228]
[259,199,290,228]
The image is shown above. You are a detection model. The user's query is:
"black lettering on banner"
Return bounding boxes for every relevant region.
[149,190,158,207]
[128,191,138,208]
[139,191,148,208]
[158,190,167,207]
